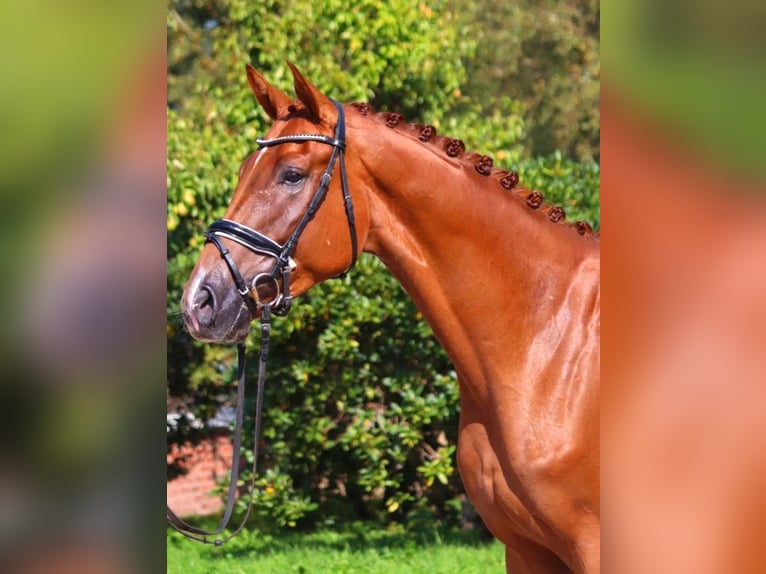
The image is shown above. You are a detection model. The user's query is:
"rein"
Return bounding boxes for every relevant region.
[167,100,356,544]
[166,306,271,545]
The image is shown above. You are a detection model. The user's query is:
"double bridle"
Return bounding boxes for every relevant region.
[167,100,357,544]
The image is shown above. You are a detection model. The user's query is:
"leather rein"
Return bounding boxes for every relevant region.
[167,100,357,544]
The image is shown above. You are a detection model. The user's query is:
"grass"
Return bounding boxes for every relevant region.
[167,521,504,573]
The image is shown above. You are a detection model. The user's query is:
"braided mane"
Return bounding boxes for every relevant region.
[349,102,596,238]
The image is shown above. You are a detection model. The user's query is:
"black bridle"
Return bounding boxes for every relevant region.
[205,99,357,317]
[167,100,357,545]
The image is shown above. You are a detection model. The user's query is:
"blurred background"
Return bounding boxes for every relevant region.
[603,1,766,572]
[0,1,166,573]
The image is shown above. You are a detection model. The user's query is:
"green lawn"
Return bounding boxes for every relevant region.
[167,522,504,573]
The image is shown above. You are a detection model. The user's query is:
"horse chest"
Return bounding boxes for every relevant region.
[456,401,593,571]
[456,418,551,545]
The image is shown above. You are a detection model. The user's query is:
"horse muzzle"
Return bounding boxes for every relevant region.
[181,273,253,343]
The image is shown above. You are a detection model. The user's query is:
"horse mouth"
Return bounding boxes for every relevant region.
[220,304,254,342]
[182,290,254,344]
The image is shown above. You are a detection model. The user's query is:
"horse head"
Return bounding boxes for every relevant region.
[182,63,370,343]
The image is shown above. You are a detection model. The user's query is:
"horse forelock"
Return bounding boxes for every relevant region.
[348,102,597,238]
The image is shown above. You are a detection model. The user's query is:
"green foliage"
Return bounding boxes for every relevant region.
[168,0,468,121]
[451,0,600,161]
[239,467,319,529]
[167,0,599,530]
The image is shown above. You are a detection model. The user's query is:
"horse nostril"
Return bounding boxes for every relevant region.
[193,285,216,327]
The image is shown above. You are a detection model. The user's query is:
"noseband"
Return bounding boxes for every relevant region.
[168,100,357,545]
[205,99,358,317]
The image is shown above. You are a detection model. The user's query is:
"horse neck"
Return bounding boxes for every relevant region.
[349,112,598,393]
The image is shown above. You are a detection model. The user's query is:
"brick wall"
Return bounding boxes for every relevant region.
[167,430,236,517]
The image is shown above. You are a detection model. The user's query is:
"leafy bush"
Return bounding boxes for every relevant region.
[450,0,601,161]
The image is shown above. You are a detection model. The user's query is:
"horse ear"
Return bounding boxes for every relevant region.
[246,64,291,120]
[287,61,335,125]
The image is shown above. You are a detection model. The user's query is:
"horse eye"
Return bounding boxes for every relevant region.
[282,168,305,185]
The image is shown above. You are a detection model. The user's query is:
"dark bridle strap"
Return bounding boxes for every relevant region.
[337,137,358,273]
[203,233,250,298]
[167,306,272,545]
[325,100,357,273]
[271,139,342,278]
[260,101,357,282]
[202,100,357,316]
[207,219,285,262]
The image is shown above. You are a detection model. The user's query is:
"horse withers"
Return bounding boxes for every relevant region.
[181,63,600,574]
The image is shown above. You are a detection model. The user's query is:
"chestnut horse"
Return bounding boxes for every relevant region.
[181,63,600,573]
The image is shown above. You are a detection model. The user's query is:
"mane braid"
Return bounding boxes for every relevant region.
[348,102,596,237]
